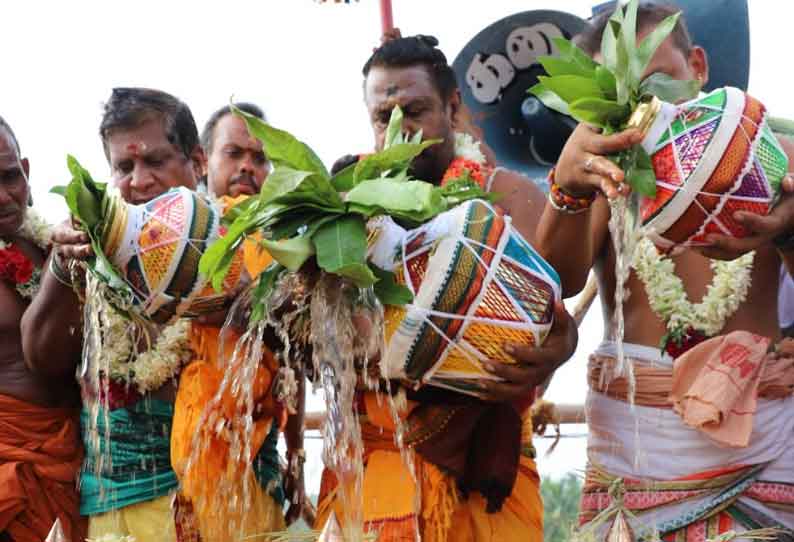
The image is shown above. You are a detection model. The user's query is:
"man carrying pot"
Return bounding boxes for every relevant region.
[315,34,579,542]
[23,87,207,541]
[540,4,794,537]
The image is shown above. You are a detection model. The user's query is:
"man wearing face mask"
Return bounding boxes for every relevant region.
[22,88,208,541]
[0,116,85,542]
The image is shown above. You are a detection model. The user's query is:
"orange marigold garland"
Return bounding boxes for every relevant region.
[440,132,492,189]
[441,157,490,189]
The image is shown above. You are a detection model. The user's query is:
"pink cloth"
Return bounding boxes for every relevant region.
[671,331,789,448]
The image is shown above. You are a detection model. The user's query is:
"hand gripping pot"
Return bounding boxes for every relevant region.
[637,87,788,250]
[101,187,245,323]
[367,199,562,396]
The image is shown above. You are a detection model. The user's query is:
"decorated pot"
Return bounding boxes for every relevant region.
[101,187,245,323]
[367,199,561,396]
[638,87,788,249]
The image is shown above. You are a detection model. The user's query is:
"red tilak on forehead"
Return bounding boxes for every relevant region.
[125,142,147,157]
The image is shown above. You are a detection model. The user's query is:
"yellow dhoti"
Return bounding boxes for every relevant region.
[88,494,177,542]
[316,392,542,542]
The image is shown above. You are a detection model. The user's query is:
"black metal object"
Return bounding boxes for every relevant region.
[452,2,750,186]
[452,10,587,186]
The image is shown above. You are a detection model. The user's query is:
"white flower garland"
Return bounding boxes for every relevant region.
[453,132,487,165]
[99,298,192,394]
[632,237,755,338]
[19,207,53,250]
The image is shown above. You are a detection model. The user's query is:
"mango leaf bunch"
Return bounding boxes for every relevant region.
[52,157,133,299]
[199,106,493,322]
[529,0,700,197]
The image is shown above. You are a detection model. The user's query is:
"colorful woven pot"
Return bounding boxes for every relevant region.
[638,87,788,249]
[368,199,561,396]
[101,187,244,323]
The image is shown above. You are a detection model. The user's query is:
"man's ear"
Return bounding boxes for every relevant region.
[448,90,463,130]
[22,158,32,205]
[190,146,207,185]
[689,45,709,89]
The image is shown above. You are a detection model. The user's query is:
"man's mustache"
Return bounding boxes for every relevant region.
[231,174,257,188]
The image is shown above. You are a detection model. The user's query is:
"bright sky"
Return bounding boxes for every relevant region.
[2,0,790,484]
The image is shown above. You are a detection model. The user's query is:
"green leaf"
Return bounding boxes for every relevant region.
[333,263,377,287]
[625,146,657,198]
[313,215,375,287]
[538,56,595,79]
[611,18,631,105]
[233,106,329,179]
[384,106,404,149]
[600,15,620,75]
[553,37,599,74]
[595,66,618,100]
[258,167,343,211]
[249,263,286,323]
[329,160,357,192]
[371,265,414,306]
[568,98,631,127]
[438,178,496,206]
[636,12,681,84]
[626,167,657,198]
[271,211,341,240]
[528,82,571,117]
[221,195,261,225]
[50,185,67,196]
[345,179,446,224]
[62,157,103,231]
[639,72,699,104]
[620,0,640,88]
[259,236,315,272]
[354,140,440,183]
[536,75,604,105]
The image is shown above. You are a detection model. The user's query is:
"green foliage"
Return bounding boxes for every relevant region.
[201,104,493,322]
[52,155,132,296]
[541,474,583,542]
[313,215,376,287]
[528,0,697,198]
[639,73,700,104]
[371,266,414,305]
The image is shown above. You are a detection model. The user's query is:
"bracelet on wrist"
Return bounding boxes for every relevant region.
[548,169,596,214]
[49,254,74,288]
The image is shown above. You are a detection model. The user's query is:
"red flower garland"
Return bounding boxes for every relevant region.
[0,243,35,285]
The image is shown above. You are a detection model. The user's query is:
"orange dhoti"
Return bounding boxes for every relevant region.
[316,391,543,542]
[171,218,286,541]
[0,393,86,542]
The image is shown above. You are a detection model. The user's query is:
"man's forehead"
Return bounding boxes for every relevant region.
[215,114,261,147]
[107,122,174,159]
[366,66,437,102]
[0,133,21,168]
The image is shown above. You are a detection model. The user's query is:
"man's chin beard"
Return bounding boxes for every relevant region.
[408,159,444,186]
